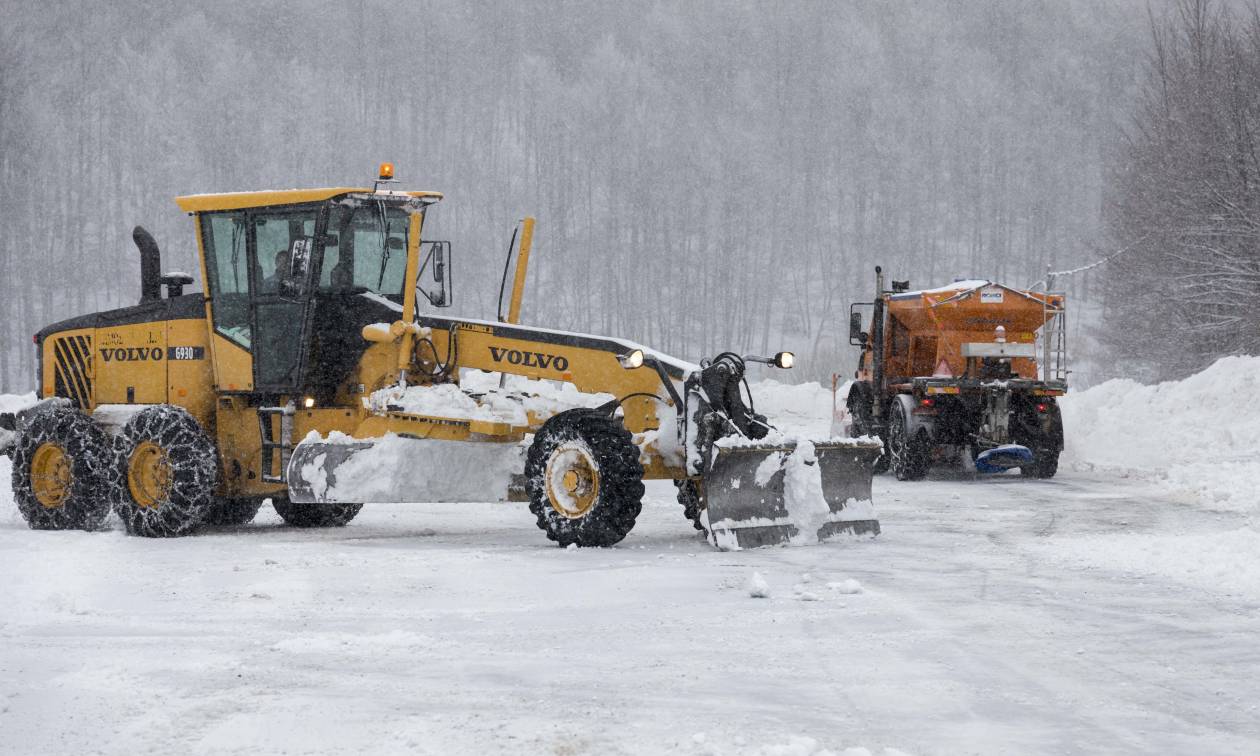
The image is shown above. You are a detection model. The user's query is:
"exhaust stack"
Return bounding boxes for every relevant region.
[133,226,162,303]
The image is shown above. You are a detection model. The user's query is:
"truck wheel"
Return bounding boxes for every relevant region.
[846,382,889,474]
[675,479,706,532]
[888,402,930,481]
[525,409,644,547]
[1020,449,1060,479]
[272,497,362,527]
[114,405,218,537]
[204,496,264,526]
[10,403,114,531]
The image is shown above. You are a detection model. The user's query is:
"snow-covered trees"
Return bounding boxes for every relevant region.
[0,1,1145,388]
[1102,0,1260,381]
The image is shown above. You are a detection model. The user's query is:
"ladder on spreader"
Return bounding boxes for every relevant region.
[1039,284,1068,383]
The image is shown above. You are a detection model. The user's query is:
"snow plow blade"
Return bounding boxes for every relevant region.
[286,436,523,504]
[701,439,882,550]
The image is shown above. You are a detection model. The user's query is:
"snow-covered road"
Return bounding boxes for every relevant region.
[2,465,1257,755]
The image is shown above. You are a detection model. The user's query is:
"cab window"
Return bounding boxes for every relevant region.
[320,202,410,302]
[252,210,317,296]
[201,212,251,347]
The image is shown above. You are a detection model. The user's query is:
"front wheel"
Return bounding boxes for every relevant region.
[887,401,930,481]
[675,479,706,533]
[525,409,644,547]
[846,382,889,474]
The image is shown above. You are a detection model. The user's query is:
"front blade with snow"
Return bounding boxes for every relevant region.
[286,435,524,504]
[701,439,882,550]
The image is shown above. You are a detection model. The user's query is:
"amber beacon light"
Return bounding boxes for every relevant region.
[378,162,394,181]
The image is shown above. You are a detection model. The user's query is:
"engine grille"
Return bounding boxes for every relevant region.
[52,334,94,409]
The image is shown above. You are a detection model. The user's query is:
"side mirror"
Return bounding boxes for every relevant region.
[284,237,314,296]
[848,302,874,346]
[418,240,453,308]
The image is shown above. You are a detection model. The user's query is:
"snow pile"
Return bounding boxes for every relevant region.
[370,372,614,428]
[746,378,838,438]
[0,393,36,414]
[297,431,524,503]
[1060,355,1260,512]
[370,382,526,424]
[780,440,830,544]
[746,571,770,598]
[751,736,913,756]
[1029,528,1260,601]
[828,578,863,594]
[0,393,37,454]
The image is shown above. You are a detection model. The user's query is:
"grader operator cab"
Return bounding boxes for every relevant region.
[3,166,880,550]
[844,267,1066,480]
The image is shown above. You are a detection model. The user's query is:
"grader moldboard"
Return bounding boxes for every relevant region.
[1,166,880,550]
[843,267,1067,480]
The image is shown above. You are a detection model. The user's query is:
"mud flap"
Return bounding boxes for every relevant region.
[286,436,524,504]
[700,439,882,550]
[974,444,1033,474]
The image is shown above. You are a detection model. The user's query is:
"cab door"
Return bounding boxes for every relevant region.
[248,207,321,393]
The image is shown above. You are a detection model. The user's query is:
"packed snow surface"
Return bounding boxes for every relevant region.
[4,358,1260,753]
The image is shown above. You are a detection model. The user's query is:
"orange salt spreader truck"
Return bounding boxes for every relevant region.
[842,267,1067,480]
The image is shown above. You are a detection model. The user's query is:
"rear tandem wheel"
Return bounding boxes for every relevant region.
[113,405,219,537]
[10,403,114,531]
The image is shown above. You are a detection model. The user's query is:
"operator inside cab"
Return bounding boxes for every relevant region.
[260,248,291,294]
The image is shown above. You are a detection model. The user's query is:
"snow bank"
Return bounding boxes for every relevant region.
[746,379,838,438]
[1060,355,1260,512]
[0,393,37,414]
[0,391,35,526]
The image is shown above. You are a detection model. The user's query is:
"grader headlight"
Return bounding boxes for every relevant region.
[618,349,645,369]
[743,351,795,369]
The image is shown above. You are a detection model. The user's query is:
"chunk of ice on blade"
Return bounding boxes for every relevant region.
[747,571,770,598]
[754,451,785,486]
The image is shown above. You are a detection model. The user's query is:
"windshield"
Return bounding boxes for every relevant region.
[319,201,412,301]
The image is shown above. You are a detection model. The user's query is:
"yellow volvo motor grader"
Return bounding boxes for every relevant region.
[2,166,880,549]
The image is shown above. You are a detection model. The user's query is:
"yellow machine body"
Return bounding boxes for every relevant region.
[17,176,880,549]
